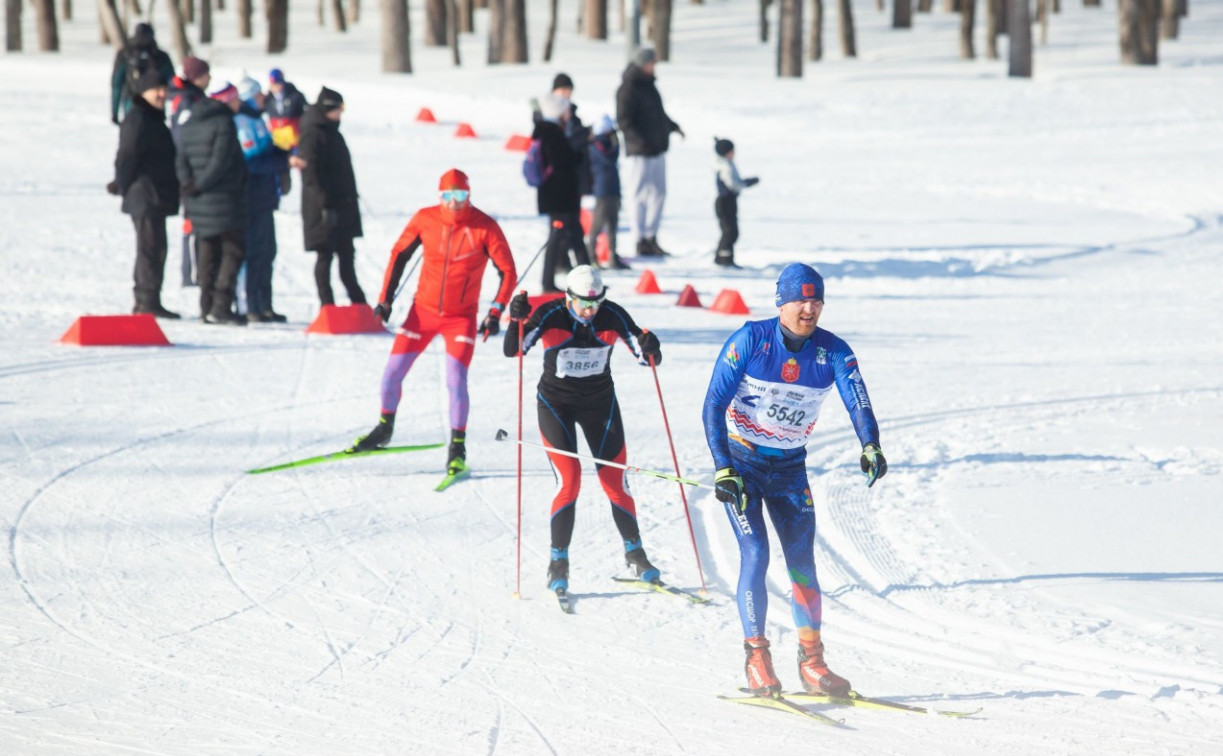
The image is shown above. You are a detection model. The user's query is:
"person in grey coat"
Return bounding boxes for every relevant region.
[176,81,249,325]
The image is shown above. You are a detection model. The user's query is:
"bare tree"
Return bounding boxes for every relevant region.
[1036,0,1049,43]
[238,0,253,37]
[986,0,1001,58]
[184,0,194,23]
[1119,0,1158,63]
[893,0,912,27]
[268,0,289,52]
[837,0,855,57]
[331,0,348,31]
[460,0,473,32]
[62,0,72,22]
[945,0,961,11]
[960,0,976,58]
[447,0,460,63]
[651,0,671,59]
[487,0,503,62]
[759,0,769,42]
[809,0,822,60]
[1083,0,1099,6]
[1160,0,1178,37]
[164,0,192,58]
[426,0,446,45]
[586,0,607,38]
[503,0,527,62]
[543,0,558,59]
[201,0,213,44]
[6,0,21,51]
[348,0,360,23]
[381,0,411,71]
[34,0,60,49]
[778,0,802,75]
[917,0,933,10]
[1008,0,1031,75]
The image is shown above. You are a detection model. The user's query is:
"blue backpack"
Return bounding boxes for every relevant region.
[523,139,552,188]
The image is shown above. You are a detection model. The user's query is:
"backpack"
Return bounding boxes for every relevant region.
[522,139,552,188]
[126,46,154,92]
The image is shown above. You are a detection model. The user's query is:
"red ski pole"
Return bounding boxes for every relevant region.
[513,292,526,599]
[646,342,708,594]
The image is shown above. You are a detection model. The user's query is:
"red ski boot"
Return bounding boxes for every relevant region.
[743,637,782,697]
[797,635,851,697]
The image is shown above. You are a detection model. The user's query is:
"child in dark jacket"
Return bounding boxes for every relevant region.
[588,115,629,270]
[713,137,759,268]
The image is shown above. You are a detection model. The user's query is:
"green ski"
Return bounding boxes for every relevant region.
[611,576,711,605]
[246,442,445,475]
[781,690,981,717]
[434,459,471,491]
[718,692,844,726]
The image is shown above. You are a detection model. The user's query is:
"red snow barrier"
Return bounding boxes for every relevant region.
[710,289,751,315]
[504,134,532,152]
[416,108,437,123]
[59,314,171,347]
[454,122,477,138]
[306,304,386,335]
[635,269,663,294]
[676,284,703,308]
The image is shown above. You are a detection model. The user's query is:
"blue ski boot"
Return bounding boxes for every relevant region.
[547,547,569,592]
[624,539,661,584]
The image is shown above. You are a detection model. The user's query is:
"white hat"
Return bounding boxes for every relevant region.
[539,93,570,123]
[565,265,606,301]
[237,73,262,102]
[594,114,615,136]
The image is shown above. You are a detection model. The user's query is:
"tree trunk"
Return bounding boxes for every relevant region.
[586,0,607,38]
[778,0,801,76]
[268,0,288,52]
[426,0,446,45]
[487,0,502,62]
[183,0,194,23]
[331,0,347,31]
[460,0,472,32]
[237,0,252,37]
[1118,0,1158,63]
[200,0,212,43]
[1159,0,1178,38]
[808,0,822,60]
[986,0,1000,58]
[837,0,855,56]
[348,0,359,23]
[317,0,323,25]
[759,0,769,42]
[164,0,191,57]
[503,0,527,62]
[62,0,71,21]
[960,0,975,57]
[917,0,932,10]
[7,0,21,51]
[893,0,912,27]
[1084,0,1099,6]
[447,0,460,63]
[1037,0,1048,43]
[543,0,557,59]
[34,0,59,49]
[381,0,411,70]
[1008,0,1031,75]
[651,0,670,59]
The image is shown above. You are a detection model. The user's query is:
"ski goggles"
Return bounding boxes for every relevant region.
[567,292,606,310]
[440,189,470,203]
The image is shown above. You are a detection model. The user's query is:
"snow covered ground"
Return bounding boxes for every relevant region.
[3,1,1222,753]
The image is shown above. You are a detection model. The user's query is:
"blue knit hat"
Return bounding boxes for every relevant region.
[775,263,824,306]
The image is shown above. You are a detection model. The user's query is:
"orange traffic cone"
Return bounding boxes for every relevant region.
[454,122,477,138]
[504,134,532,151]
[416,107,437,123]
[676,284,703,308]
[710,289,751,315]
[635,269,663,295]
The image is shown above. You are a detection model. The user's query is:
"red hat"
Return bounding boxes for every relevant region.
[209,82,239,104]
[438,169,470,191]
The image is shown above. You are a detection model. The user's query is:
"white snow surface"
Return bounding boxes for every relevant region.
[3,1,1223,753]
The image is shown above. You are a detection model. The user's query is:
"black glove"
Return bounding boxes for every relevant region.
[373,302,392,324]
[860,443,888,488]
[478,305,502,339]
[106,181,120,196]
[181,181,199,198]
[321,208,338,229]
[744,177,760,187]
[637,330,662,366]
[509,292,532,321]
[714,467,748,512]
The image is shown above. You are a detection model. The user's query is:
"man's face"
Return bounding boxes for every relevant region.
[641,61,656,76]
[778,299,823,338]
[554,86,573,100]
[269,81,284,95]
[440,188,470,212]
[142,85,167,110]
[193,73,211,91]
[325,106,343,122]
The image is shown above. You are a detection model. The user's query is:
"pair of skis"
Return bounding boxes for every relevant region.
[246,441,468,492]
[719,687,982,725]
[553,577,712,614]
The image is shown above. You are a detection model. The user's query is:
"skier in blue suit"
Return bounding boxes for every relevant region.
[702,263,887,698]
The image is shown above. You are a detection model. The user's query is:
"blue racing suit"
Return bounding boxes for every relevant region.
[702,317,879,639]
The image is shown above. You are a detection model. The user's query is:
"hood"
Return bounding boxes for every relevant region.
[622,64,654,86]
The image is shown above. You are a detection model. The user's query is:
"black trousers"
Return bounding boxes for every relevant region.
[132,213,168,308]
[587,196,621,263]
[197,228,246,318]
[541,212,591,291]
[314,237,366,306]
[715,194,739,255]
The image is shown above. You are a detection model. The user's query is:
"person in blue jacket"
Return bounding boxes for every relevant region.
[587,115,629,270]
[701,263,888,698]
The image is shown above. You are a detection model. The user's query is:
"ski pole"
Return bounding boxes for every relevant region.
[494,429,708,488]
[512,293,526,599]
[390,254,423,306]
[510,237,550,292]
[646,347,708,594]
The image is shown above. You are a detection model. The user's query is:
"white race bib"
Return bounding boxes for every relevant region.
[556,346,610,378]
[726,376,831,449]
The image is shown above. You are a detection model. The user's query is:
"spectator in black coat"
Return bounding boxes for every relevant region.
[110,23,175,126]
[168,56,212,287]
[615,47,683,258]
[298,87,367,307]
[108,70,181,319]
[534,94,591,293]
[176,82,249,325]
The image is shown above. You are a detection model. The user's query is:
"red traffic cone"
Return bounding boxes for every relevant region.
[579,208,593,235]
[59,314,171,347]
[676,284,703,308]
[416,107,437,123]
[454,122,477,138]
[504,134,532,152]
[306,304,386,335]
[635,269,663,295]
[710,289,751,315]
[595,233,611,266]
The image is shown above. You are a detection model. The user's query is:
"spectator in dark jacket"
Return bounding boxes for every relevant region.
[168,56,212,288]
[176,81,249,325]
[534,94,591,293]
[615,47,683,258]
[298,87,367,307]
[108,70,181,318]
[110,23,175,126]
[587,115,628,270]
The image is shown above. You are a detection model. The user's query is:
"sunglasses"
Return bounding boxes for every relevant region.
[568,294,605,310]
[440,189,470,203]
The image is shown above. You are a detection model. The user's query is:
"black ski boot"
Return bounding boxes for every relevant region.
[446,429,467,476]
[351,412,395,452]
[624,539,661,584]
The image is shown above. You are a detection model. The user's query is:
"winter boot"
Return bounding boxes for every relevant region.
[636,238,661,258]
[646,237,671,257]
[744,637,782,697]
[624,539,661,584]
[446,429,467,476]
[797,634,851,697]
[352,412,395,452]
[714,249,740,269]
[203,309,247,326]
[547,547,570,592]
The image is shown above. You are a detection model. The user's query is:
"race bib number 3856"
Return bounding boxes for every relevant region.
[556,346,610,378]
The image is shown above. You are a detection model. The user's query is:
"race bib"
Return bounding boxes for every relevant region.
[556,346,609,378]
[726,376,831,449]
